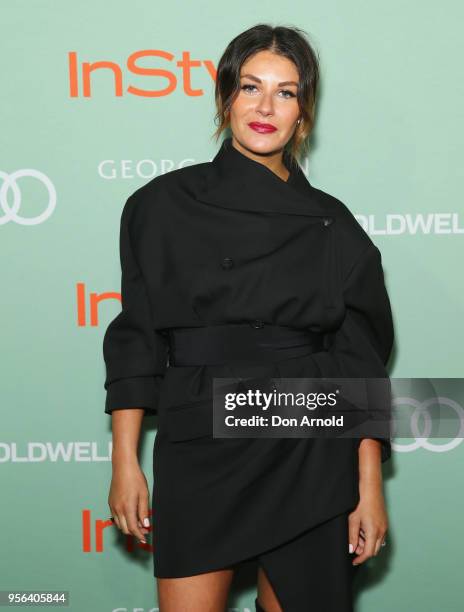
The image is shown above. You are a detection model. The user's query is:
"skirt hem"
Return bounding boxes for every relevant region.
[153,502,355,579]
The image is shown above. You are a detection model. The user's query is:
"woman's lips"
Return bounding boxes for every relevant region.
[248,122,277,133]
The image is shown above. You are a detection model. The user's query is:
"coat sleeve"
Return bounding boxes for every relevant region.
[102,194,168,416]
[328,241,394,463]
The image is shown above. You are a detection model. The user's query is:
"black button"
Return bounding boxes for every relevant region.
[322,217,333,226]
[221,257,234,270]
[251,319,264,329]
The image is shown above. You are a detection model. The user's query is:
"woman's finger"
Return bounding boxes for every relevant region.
[348,514,361,555]
[110,511,122,531]
[137,492,151,535]
[355,540,364,554]
[125,506,147,544]
[374,534,387,555]
[119,513,130,536]
[353,528,376,566]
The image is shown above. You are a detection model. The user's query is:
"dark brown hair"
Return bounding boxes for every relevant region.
[213,24,320,164]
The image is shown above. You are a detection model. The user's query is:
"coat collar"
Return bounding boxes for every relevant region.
[196,136,329,218]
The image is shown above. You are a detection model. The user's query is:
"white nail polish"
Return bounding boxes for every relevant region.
[349,543,354,553]
[143,518,150,527]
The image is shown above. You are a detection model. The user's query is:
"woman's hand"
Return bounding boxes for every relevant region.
[108,455,152,544]
[348,438,388,566]
[348,482,388,566]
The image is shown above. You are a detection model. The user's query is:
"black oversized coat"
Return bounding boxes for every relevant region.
[103,137,394,578]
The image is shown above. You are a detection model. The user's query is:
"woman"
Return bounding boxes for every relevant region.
[103,24,393,612]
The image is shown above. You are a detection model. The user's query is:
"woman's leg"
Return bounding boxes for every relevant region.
[156,567,234,611]
[257,510,358,611]
[256,566,283,612]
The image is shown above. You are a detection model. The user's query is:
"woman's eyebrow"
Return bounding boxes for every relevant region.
[240,73,298,87]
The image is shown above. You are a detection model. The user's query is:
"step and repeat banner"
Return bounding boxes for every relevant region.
[2,1,462,611]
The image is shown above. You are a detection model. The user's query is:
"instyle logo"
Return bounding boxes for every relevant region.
[77,282,121,327]
[355,213,464,235]
[0,442,112,462]
[81,509,153,553]
[0,169,56,225]
[68,50,217,98]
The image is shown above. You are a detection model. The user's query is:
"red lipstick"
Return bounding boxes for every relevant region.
[248,122,277,134]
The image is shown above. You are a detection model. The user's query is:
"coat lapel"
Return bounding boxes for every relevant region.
[196,137,329,218]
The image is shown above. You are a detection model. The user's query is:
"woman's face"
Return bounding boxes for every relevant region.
[229,50,301,154]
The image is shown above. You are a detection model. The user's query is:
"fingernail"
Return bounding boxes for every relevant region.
[349,543,354,553]
[140,539,146,544]
[143,518,150,527]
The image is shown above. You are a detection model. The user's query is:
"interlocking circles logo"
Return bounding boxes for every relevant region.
[0,169,57,225]
[392,395,464,453]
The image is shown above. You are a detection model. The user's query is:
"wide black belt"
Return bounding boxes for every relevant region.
[167,322,326,366]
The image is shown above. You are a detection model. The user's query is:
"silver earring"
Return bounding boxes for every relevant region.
[297,118,301,125]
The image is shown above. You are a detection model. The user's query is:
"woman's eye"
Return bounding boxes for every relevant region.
[241,84,296,99]
[241,84,257,93]
[280,89,296,98]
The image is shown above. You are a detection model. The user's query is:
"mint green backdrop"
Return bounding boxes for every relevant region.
[2,1,463,610]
